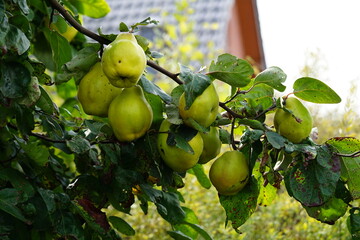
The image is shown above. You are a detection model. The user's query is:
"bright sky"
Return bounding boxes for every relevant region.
[256,0,360,113]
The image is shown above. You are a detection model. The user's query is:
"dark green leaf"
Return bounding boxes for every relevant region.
[167,124,198,154]
[56,45,100,84]
[0,188,29,224]
[238,119,265,131]
[179,64,211,109]
[183,222,213,240]
[20,140,49,166]
[3,24,30,55]
[165,104,182,125]
[348,208,360,239]
[66,135,91,154]
[167,231,192,240]
[284,145,341,206]
[293,77,341,103]
[265,131,286,149]
[37,188,56,214]
[54,211,85,239]
[0,61,31,98]
[13,0,30,14]
[43,28,73,72]
[327,137,360,199]
[140,75,172,103]
[208,53,253,87]
[119,22,129,32]
[219,176,259,232]
[108,216,135,236]
[0,168,35,198]
[219,128,231,144]
[15,104,34,135]
[140,184,185,224]
[254,66,286,92]
[189,164,212,189]
[36,86,57,114]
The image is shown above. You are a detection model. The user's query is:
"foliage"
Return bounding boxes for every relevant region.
[1,0,360,239]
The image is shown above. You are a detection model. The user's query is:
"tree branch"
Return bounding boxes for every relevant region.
[46,0,183,84]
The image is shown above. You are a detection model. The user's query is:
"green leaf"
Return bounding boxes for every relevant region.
[303,197,347,224]
[3,24,30,55]
[238,119,265,131]
[208,53,253,87]
[265,131,287,149]
[66,135,91,154]
[119,22,129,32]
[293,77,341,103]
[189,164,212,189]
[284,145,341,206]
[15,104,34,135]
[13,0,30,14]
[140,75,172,103]
[179,64,211,109]
[167,124,198,154]
[219,128,231,144]
[348,208,360,239]
[37,188,56,214]
[219,176,260,232]
[36,86,57,115]
[327,137,360,199]
[56,45,100,84]
[0,168,35,198]
[43,28,73,72]
[254,66,287,92]
[71,0,111,18]
[167,231,192,240]
[20,139,49,166]
[182,222,213,240]
[54,211,85,239]
[140,184,185,224]
[108,216,135,236]
[0,188,29,224]
[0,61,31,98]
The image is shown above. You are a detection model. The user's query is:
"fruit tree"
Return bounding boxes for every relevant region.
[1,0,360,239]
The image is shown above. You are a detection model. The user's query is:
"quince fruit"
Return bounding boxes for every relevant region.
[199,127,222,164]
[101,33,146,88]
[209,150,249,195]
[178,83,219,128]
[274,97,313,143]
[157,120,203,172]
[108,85,153,142]
[77,62,123,117]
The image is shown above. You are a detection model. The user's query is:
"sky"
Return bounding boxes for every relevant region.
[256,0,360,113]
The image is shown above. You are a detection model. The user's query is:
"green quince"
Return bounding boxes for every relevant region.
[108,85,153,142]
[157,119,203,172]
[274,97,313,143]
[209,150,249,195]
[77,62,123,117]
[199,126,222,164]
[101,33,147,88]
[178,83,219,128]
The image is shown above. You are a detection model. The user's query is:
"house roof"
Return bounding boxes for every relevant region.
[83,0,235,52]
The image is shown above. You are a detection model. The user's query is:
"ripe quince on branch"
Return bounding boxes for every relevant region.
[77,62,123,117]
[157,119,204,172]
[101,33,147,88]
[178,83,219,128]
[209,150,249,196]
[108,85,153,142]
[274,97,313,143]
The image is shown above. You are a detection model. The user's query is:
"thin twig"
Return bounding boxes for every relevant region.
[230,118,238,150]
